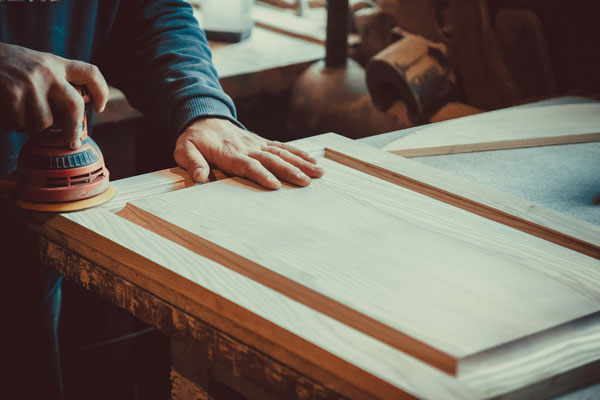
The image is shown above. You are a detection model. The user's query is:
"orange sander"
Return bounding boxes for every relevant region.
[0,87,115,212]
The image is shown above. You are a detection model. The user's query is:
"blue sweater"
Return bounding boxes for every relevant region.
[0,0,237,175]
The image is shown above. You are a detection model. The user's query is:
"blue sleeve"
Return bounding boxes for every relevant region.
[96,0,241,140]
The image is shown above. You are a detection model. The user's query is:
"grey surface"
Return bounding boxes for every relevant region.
[358,97,600,399]
[416,143,600,225]
[359,96,600,226]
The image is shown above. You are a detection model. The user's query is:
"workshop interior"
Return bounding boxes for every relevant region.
[2,0,599,399]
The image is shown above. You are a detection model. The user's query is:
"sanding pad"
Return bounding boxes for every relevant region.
[14,185,116,213]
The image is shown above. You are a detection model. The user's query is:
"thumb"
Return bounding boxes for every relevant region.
[174,139,211,183]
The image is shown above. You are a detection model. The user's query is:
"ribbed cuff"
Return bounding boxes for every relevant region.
[172,96,245,138]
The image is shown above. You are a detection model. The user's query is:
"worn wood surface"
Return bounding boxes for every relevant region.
[31,133,600,399]
[383,103,600,157]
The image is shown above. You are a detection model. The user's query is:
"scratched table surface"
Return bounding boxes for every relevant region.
[360,96,600,399]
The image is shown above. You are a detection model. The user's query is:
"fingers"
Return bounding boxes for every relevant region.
[174,139,211,183]
[252,151,311,187]
[267,140,318,164]
[175,118,324,190]
[263,146,324,178]
[25,90,54,133]
[64,60,109,113]
[0,44,108,140]
[225,156,282,190]
[49,82,85,149]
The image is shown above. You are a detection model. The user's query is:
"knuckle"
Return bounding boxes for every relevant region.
[280,149,293,158]
[33,63,54,80]
[80,61,93,74]
[189,160,205,171]
[260,152,277,163]
[267,146,283,156]
[90,64,103,83]
[237,158,258,172]
[17,73,37,94]
[89,63,100,75]
[6,84,24,106]
[37,110,53,129]
[242,135,256,146]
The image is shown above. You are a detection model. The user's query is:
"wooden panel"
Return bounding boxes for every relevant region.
[33,209,450,399]
[32,133,600,399]
[382,103,600,157]
[119,151,600,376]
[301,133,600,259]
[32,206,600,399]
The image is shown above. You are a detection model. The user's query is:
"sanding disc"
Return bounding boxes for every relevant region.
[14,185,116,213]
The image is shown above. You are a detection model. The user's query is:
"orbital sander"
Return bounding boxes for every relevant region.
[0,87,115,212]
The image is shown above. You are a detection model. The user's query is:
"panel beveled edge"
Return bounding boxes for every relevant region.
[30,210,411,400]
[116,202,459,376]
[315,134,600,259]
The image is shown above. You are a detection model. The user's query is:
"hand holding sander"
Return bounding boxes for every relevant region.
[0,87,114,212]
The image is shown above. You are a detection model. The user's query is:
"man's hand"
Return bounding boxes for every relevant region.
[174,118,324,190]
[0,43,109,149]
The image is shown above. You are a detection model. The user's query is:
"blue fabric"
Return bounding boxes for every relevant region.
[0,0,238,144]
[0,131,28,175]
[1,194,64,399]
[1,1,240,398]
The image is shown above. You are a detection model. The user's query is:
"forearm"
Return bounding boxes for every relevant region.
[97,0,239,139]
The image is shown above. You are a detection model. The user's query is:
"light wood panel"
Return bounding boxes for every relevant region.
[120,153,600,377]
[34,133,600,399]
[300,133,600,259]
[33,208,458,399]
[32,204,600,400]
[382,103,600,157]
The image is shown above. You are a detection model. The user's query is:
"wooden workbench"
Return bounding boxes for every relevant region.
[29,98,600,399]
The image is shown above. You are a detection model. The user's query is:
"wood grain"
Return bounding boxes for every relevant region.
[31,209,447,399]
[33,208,600,399]
[300,133,600,259]
[382,103,600,157]
[37,235,350,400]
[121,156,600,377]
[33,133,600,399]
[116,201,457,375]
